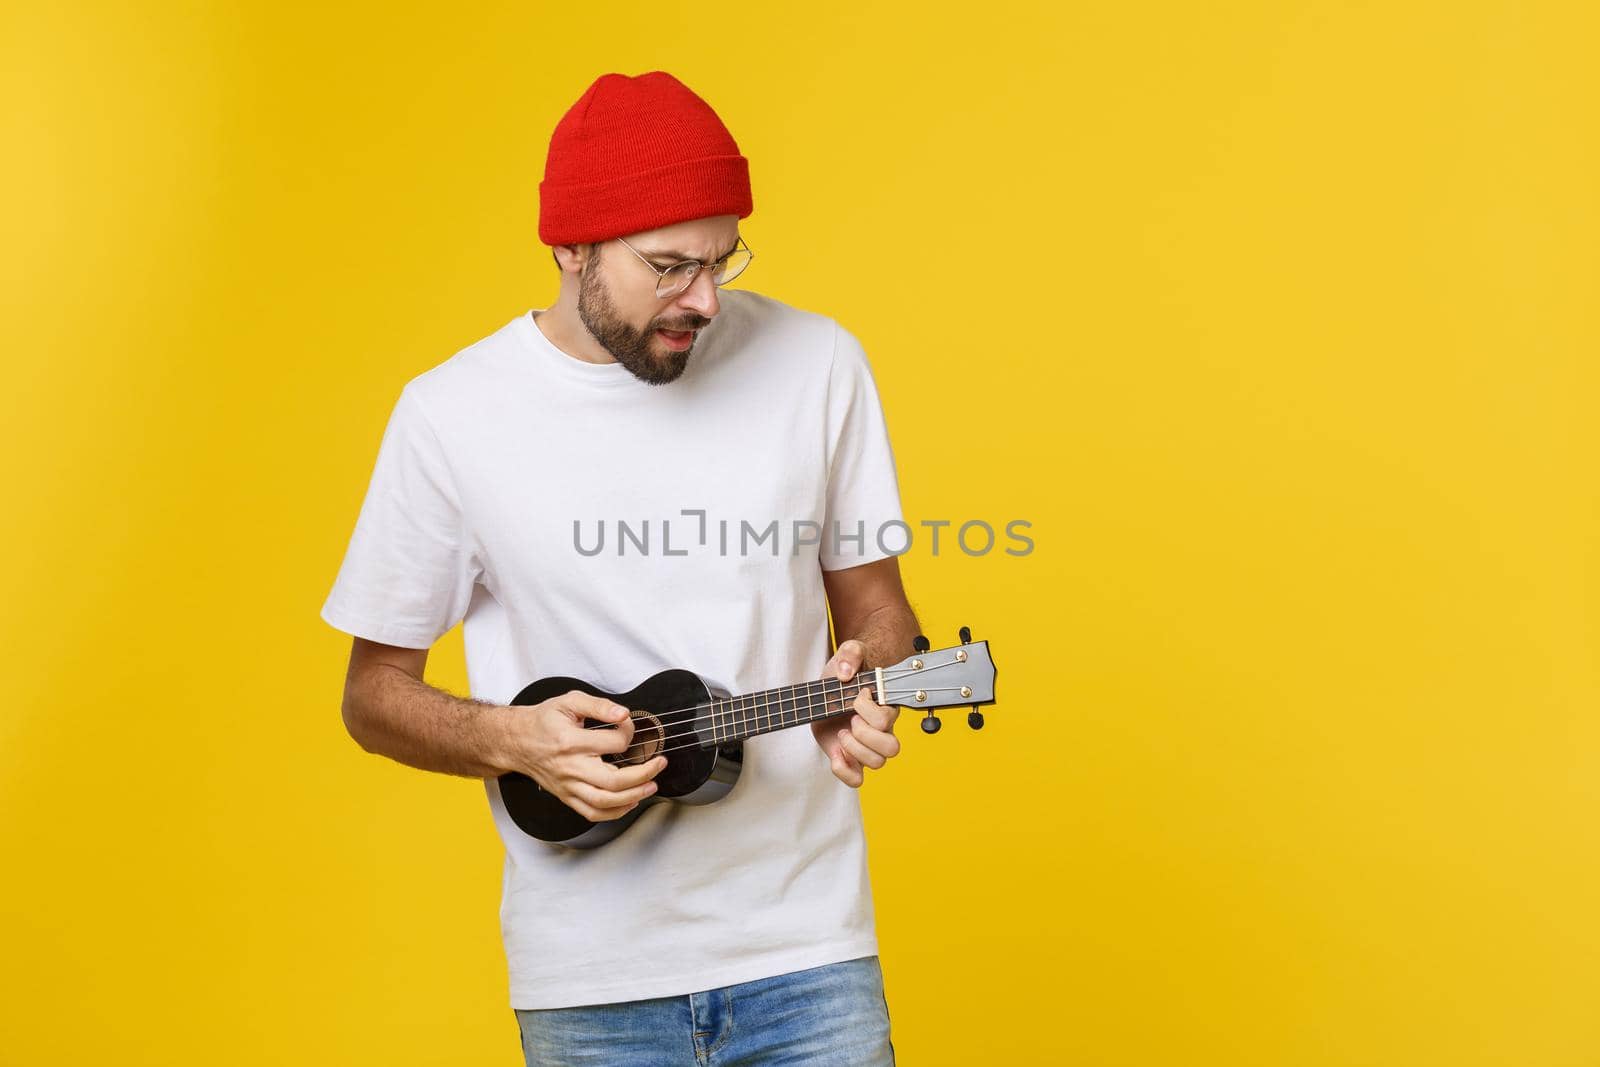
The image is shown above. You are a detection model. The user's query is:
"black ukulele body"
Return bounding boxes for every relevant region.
[497,669,744,849]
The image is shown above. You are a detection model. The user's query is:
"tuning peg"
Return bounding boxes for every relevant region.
[959,626,971,644]
[912,634,930,653]
[921,710,942,734]
[968,706,985,730]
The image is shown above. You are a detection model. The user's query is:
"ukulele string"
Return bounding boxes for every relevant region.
[564,661,980,761]
[593,677,874,758]
[576,655,966,739]
[620,685,989,763]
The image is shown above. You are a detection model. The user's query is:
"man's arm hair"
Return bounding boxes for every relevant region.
[340,637,516,779]
[822,555,921,669]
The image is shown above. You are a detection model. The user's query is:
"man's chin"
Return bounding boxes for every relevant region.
[617,343,689,385]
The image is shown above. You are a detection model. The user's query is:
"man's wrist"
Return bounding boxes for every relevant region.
[478,702,523,777]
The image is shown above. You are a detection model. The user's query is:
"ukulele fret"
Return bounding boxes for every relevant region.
[703,672,913,745]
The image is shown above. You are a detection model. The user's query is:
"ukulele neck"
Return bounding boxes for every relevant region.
[700,675,877,746]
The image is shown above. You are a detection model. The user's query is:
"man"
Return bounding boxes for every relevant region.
[321,70,917,1065]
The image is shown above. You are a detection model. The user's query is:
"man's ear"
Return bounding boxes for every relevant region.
[552,242,600,272]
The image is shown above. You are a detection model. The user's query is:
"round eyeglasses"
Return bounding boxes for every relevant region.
[613,235,755,299]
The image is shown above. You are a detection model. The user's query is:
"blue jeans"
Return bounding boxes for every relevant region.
[513,954,895,1066]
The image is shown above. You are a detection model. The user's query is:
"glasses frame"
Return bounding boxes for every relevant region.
[612,234,755,298]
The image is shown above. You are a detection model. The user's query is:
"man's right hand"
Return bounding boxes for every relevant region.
[501,690,668,822]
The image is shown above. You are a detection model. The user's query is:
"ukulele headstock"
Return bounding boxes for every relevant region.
[875,626,997,733]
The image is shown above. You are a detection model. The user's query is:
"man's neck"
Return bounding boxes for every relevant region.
[533,304,617,366]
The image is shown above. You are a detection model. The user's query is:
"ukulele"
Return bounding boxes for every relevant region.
[496,627,998,849]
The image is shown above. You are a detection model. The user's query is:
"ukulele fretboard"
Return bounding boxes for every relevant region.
[700,676,876,746]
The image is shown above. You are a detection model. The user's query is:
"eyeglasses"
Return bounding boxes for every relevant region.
[613,235,755,298]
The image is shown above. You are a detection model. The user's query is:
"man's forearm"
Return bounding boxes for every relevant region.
[842,602,921,672]
[343,664,515,779]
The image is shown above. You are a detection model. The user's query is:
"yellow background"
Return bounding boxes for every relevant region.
[4,2,1596,1064]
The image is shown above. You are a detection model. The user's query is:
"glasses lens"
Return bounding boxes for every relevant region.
[657,262,697,298]
[711,249,752,286]
[655,248,753,297]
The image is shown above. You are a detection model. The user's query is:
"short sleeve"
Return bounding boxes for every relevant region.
[820,322,907,571]
[319,384,482,649]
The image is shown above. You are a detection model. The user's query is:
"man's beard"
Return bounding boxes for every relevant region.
[577,258,708,386]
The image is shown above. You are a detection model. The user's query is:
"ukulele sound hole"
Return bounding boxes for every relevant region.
[605,710,666,766]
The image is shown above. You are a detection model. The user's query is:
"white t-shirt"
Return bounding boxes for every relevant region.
[319,288,906,1009]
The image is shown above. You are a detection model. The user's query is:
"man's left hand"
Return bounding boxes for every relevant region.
[811,639,902,787]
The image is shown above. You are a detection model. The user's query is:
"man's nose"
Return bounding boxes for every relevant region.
[673,264,720,319]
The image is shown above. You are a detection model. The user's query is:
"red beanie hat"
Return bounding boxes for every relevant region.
[538,71,754,247]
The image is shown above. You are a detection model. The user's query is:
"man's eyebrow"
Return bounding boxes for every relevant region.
[640,237,741,265]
